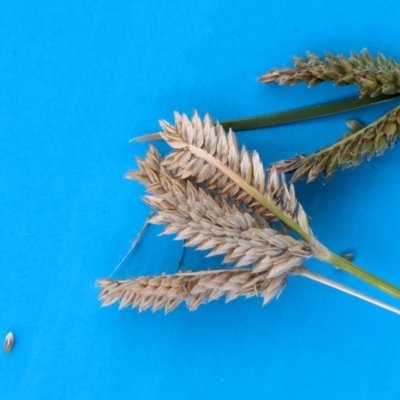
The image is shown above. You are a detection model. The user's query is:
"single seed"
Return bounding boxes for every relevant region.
[4,332,14,354]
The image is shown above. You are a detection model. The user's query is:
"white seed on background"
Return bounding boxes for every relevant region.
[4,332,14,354]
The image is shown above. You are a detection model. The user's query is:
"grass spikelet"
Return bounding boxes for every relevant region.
[156,111,310,231]
[260,49,400,98]
[272,104,400,182]
[97,269,288,313]
[97,268,400,316]
[143,175,312,275]
[126,142,313,275]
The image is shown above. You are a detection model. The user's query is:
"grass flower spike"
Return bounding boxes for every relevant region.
[97,269,288,313]
[260,49,400,98]
[157,112,311,230]
[273,104,400,182]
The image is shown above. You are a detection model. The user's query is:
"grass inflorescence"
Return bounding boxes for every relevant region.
[98,49,400,317]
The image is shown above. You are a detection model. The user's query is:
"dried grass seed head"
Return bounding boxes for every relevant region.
[157,111,310,232]
[97,268,288,313]
[143,177,312,275]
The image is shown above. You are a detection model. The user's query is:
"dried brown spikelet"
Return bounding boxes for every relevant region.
[156,111,310,232]
[272,104,400,182]
[97,268,288,313]
[143,179,312,275]
[128,144,312,275]
[260,49,400,98]
[127,145,308,233]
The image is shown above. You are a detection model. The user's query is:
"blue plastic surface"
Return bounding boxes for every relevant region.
[1,1,400,399]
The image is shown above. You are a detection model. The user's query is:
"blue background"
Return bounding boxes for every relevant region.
[1,1,400,399]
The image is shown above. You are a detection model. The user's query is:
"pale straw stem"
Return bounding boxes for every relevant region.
[296,267,400,316]
[110,212,155,277]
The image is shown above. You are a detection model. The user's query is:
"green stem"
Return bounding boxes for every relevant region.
[241,177,313,241]
[326,252,400,300]
[221,95,399,131]
[134,95,399,142]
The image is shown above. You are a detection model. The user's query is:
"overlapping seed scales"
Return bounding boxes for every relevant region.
[127,117,311,235]
[142,178,311,275]
[97,268,288,313]
[260,49,400,98]
[117,111,325,314]
[157,111,310,231]
[272,104,400,182]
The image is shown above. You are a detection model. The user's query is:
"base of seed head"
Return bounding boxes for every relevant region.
[4,332,14,354]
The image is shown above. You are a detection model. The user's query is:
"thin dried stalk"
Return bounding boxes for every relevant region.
[157,112,310,231]
[144,178,311,275]
[273,104,400,182]
[97,268,288,313]
[110,213,155,277]
[260,49,400,98]
[296,267,400,316]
